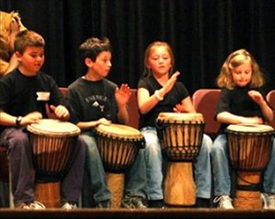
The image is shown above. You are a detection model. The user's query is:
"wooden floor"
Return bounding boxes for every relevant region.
[0,208,274,219]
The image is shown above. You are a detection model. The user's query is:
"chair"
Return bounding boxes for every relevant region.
[128,89,140,129]
[192,89,221,139]
[266,90,275,129]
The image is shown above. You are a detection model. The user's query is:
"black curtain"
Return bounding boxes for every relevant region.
[1,0,275,94]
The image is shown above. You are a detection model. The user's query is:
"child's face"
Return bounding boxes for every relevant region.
[231,60,252,87]
[16,46,44,75]
[91,51,112,79]
[147,46,172,76]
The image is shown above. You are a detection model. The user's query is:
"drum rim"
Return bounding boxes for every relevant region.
[156,112,204,123]
[226,124,275,134]
[27,119,80,136]
[96,123,144,140]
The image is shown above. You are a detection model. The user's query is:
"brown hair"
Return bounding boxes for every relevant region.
[14,30,45,54]
[79,37,112,62]
[216,49,264,89]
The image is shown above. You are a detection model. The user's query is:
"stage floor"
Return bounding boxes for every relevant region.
[0,208,275,219]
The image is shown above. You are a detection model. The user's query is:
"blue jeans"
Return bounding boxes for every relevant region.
[262,139,275,193]
[82,132,147,204]
[141,127,212,200]
[211,134,275,196]
[211,134,231,196]
[81,133,111,204]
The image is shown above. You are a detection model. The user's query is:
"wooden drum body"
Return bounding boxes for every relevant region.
[95,123,144,208]
[156,112,204,206]
[27,119,80,208]
[226,124,275,209]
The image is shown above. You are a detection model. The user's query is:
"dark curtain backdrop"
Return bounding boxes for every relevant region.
[1,0,275,94]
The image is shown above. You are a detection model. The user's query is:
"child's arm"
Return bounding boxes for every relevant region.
[248,90,273,122]
[216,111,263,124]
[0,110,42,126]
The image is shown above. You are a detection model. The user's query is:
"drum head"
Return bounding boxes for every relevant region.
[157,112,204,123]
[96,124,143,141]
[226,124,274,133]
[27,119,80,136]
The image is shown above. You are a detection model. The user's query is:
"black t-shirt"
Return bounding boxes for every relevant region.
[0,69,67,131]
[216,86,266,133]
[137,74,189,128]
[67,77,119,128]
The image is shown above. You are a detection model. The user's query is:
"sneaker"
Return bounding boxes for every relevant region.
[213,195,234,209]
[96,200,111,209]
[122,195,147,209]
[196,197,211,208]
[262,193,275,209]
[16,201,46,210]
[61,202,77,210]
[148,199,165,208]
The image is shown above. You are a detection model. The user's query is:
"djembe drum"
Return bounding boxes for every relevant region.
[95,123,145,208]
[27,119,80,208]
[226,124,275,209]
[156,112,204,206]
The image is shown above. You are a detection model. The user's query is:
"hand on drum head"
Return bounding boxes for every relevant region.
[22,111,42,125]
[46,104,70,120]
[173,103,189,113]
[98,118,112,126]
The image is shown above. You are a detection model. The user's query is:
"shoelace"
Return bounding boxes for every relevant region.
[261,193,267,209]
[28,201,46,209]
[213,196,233,208]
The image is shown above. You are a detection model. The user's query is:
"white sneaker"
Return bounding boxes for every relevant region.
[61,202,77,210]
[262,193,275,209]
[213,195,234,209]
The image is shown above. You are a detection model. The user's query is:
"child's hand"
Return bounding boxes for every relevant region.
[46,104,69,120]
[173,103,187,113]
[21,111,42,125]
[115,84,131,107]
[248,90,265,105]
[98,118,111,126]
[163,71,180,94]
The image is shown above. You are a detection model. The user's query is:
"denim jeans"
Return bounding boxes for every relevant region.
[211,134,231,196]
[211,134,275,196]
[262,139,275,194]
[141,127,212,200]
[81,133,111,204]
[82,132,147,204]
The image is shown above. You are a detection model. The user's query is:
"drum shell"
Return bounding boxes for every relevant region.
[156,113,205,162]
[227,128,274,172]
[27,119,80,182]
[96,124,144,173]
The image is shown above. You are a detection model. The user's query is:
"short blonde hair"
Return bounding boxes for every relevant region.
[216,49,264,89]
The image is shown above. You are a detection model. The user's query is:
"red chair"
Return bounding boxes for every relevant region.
[266,90,275,129]
[128,89,140,129]
[192,89,221,139]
